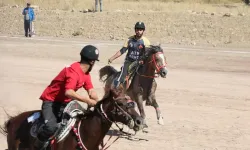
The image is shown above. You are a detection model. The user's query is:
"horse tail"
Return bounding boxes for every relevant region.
[99,65,118,83]
[0,107,12,136]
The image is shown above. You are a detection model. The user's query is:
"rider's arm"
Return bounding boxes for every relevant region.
[64,67,95,105]
[109,49,123,61]
[87,89,98,101]
[83,74,98,101]
[65,89,92,104]
[109,39,129,62]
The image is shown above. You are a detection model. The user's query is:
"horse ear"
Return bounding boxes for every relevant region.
[111,88,118,98]
[155,41,160,46]
[125,95,131,100]
[111,85,124,98]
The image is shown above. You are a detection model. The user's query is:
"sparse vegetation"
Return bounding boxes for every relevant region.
[0,0,249,47]
[123,0,242,2]
[72,31,82,36]
[0,0,244,9]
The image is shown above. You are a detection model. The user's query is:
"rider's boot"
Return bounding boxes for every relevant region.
[34,137,49,150]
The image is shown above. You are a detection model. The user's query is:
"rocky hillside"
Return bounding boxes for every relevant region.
[0,2,249,47]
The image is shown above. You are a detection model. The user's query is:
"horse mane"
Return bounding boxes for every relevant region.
[146,45,163,54]
[95,74,125,111]
[96,90,111,106]
[99,65,118,83]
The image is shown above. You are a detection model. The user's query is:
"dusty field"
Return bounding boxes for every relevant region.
[0,35,250,150]
[0,1,250,48]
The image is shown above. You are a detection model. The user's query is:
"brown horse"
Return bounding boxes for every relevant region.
[0,86,144,150]
[99,45,168,127]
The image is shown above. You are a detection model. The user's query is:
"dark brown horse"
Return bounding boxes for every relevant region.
[0,86,144,150]
[99,45,168,127]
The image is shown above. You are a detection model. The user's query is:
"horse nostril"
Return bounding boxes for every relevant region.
[136,119,142,125]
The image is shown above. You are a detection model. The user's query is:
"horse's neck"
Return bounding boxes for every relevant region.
[80,100,113,149]
[142,60,155,75]
[134,57,155,91]
[138,58,155,81]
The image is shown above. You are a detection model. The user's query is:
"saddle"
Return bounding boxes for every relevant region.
[27,100,86,144]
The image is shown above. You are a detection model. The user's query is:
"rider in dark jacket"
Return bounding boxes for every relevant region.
[108,22,150,88]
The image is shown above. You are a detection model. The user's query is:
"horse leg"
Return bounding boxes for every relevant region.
[7,139,19,150]
[136,93,148,128]
[148,93,164,125]
[6,122,20,150]
[148,79,164,125]
[6,136,16,150]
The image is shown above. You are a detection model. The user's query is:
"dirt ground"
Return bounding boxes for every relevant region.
[0,35,250,150]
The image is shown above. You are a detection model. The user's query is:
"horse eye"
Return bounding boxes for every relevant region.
[127,102,135,108]
[117,111,123,115]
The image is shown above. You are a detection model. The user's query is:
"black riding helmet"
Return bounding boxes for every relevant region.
[134,22,145,30]
[80,45,99,61]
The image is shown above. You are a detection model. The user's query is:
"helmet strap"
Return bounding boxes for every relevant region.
[80,56,94,74]
[86,63,93,74]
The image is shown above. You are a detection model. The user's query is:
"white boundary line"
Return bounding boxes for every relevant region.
[1,35,250,54]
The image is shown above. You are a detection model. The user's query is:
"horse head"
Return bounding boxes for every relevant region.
[143,44,168,78]
[96,85,144,132]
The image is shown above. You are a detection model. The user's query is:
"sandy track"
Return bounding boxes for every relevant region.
[0,36,250,150]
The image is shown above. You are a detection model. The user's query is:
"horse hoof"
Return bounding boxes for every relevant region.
[145,100,152,106]
[142,128,149,133]
[158,117,164,125]
[143,123,148,128]
[142,124,149,133]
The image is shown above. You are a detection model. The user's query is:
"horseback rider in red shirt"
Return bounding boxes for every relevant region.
[34,45,100,149]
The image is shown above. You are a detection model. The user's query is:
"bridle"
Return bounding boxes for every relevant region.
[98,97,136,133]
[136,51,167,78]
[73,97,137,150]
[97,97,137,150]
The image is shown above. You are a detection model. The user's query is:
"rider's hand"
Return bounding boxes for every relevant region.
[87,99,97,106]
[108,58,112,64]
[139,60,144,65]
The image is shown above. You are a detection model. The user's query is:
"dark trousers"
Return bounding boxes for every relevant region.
[24,20,31,37]
[117,60,133,83]
[37,101,66,142]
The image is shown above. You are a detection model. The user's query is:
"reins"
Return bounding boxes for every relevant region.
[73,98,136,150]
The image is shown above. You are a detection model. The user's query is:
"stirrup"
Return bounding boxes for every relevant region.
[34,138,49,150]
